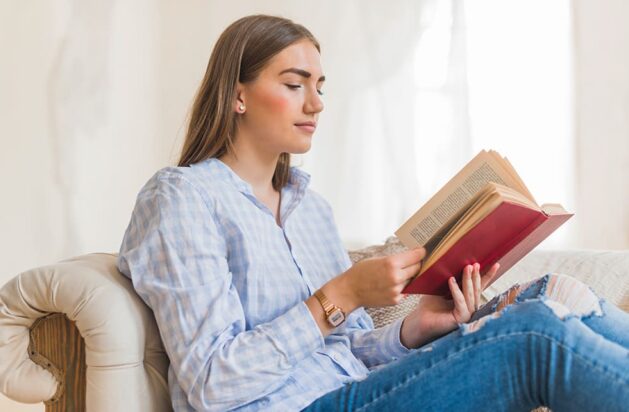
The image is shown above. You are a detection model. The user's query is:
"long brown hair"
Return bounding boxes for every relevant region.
[178,14,320,191]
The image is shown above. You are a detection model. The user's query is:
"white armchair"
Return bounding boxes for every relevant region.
[0,253,171,412]
[1,237,627,411]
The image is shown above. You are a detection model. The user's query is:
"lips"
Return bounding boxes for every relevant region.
[295,121,317,128]
[295,121,317,133]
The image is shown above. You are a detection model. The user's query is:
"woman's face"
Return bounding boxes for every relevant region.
[236,39,325,156]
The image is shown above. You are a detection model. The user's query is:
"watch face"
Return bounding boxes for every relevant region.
[328,308,345,327]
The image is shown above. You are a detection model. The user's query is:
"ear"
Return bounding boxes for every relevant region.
[234,82,246,113]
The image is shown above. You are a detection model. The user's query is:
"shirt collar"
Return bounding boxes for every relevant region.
[196,158,311,195]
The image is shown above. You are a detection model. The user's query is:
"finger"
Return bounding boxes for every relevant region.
[448,276,469,321]
[473,264,482,310]
[396,283,410,297]
[392,282,413,305]
[399,261,422,282]
[463,265,475,314]
[392,246,426,268]
[480,262,501,290]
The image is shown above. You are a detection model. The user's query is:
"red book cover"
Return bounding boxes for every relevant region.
[401,201,573,295]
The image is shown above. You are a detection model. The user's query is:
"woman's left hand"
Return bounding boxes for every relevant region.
[400,262,500,349]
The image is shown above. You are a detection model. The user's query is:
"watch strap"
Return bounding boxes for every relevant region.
[314,289,335,315]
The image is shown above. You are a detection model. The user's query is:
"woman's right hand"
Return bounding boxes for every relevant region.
[323,247,426,312]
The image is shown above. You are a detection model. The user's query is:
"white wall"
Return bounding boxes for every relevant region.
[572,0,629,249]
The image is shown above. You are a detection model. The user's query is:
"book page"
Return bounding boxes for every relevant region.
[541,203,569,215]
[395,150,534,248]
[501,155,536,203]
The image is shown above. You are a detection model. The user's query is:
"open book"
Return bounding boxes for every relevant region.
[395,149,573,296]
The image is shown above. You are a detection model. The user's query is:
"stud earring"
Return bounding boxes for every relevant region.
[238,103,246,113]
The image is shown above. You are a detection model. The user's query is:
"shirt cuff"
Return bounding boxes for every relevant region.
[380,317,413,359]
[262,301,325,365]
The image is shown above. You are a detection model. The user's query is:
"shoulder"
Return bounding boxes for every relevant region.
[300,187,342,231]
[286,166,334,217]
[125,166,226,239]
[123,166,223,232]
[136,164,225,208]
[303,188,333,214]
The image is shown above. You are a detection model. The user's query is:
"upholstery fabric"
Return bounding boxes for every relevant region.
[0,253,171,411]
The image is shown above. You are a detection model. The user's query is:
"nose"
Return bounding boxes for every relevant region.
[304,90,324,114]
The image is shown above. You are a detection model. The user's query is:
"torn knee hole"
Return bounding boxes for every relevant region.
[539,273,603,319]
[541,296,603,320]
[508,273,603,320]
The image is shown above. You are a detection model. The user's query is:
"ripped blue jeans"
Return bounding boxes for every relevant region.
[303,273,629,411]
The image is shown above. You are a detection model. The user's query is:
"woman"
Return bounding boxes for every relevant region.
[118,14,629,411]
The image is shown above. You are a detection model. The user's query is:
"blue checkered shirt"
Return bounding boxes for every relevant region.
[117,158,411,411]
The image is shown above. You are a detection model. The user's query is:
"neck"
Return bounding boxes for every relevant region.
[218,133,280,195]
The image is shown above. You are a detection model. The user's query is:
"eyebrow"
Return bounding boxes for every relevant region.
[279,68,325,82]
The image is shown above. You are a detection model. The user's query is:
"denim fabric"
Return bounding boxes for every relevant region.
[303,273,629,411]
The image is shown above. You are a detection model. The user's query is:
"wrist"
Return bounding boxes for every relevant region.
[400,310,434,349]
[400,313,420,349]
[321,274,360,314]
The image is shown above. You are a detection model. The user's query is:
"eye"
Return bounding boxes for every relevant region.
[285,84,324,96]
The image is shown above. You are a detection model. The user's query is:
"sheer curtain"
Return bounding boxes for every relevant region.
[304,0,576,250]
[464,0,575,249]
[194,1,575,250]
[47,0,116,257]
[202,1,628,251]
[167,1,623,251]
[299,0,467,249]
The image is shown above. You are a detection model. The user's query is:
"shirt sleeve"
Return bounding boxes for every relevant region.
[315,196,413,368]
[345,311,412,369]
[117,172,325,411]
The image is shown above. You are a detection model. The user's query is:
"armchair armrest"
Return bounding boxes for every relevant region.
[0,253,171,412]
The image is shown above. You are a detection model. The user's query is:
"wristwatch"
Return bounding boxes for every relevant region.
[314,289,346,327]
